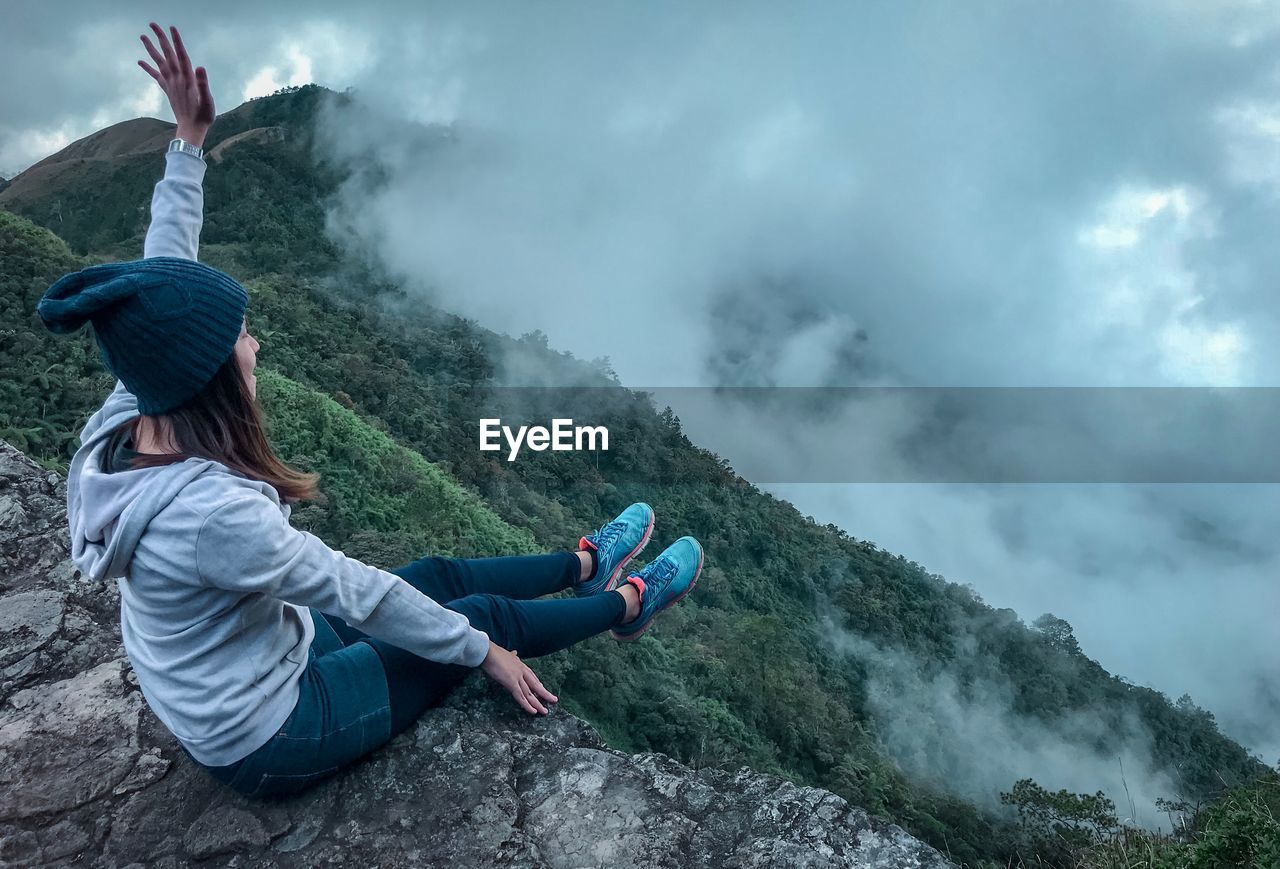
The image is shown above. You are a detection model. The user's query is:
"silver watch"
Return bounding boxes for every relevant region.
[167,138,205,161]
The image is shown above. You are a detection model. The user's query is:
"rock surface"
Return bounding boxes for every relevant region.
[0,440,954,868]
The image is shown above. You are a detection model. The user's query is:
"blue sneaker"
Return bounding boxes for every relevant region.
[576,502,656,596]
[610,536,704,642]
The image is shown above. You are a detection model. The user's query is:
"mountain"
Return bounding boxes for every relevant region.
[0,438,952,868]
[2,86,1275,867]
[0,85,335,266]
[27,116,175,168]
[0,118,173,248]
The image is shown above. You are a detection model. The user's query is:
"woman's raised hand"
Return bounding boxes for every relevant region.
[138,23,214,148]
[480,643,559,715]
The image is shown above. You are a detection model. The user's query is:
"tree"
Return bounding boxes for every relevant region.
[1001,777,1118,865]
[1033,613,1082,656]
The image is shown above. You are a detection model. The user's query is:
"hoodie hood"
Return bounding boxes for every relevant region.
[67,381,227,582]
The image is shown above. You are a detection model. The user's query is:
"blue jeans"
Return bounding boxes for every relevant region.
[198,551,625,799]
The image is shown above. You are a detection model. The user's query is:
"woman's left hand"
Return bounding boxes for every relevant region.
[138,23,215,148]
[480,643,559,715]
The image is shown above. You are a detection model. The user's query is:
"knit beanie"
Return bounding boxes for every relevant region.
[37,257,249,415]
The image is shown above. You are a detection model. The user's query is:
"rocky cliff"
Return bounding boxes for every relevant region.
[0,440,953,868]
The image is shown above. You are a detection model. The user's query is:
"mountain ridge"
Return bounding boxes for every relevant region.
[2,90,298,192]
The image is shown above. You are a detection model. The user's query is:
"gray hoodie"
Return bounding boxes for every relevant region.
[66,151,490,767]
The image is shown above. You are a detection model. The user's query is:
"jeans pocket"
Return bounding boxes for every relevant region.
[248,766,341,800]
[241,710,336,799]
[224,731,281,792]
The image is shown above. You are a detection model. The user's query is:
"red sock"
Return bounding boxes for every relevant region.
[618,575,645,622]
[577,538,600,581]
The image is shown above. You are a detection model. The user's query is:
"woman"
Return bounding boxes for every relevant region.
[36,23,704,800]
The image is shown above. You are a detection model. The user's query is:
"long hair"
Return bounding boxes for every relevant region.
[125,357,320,504]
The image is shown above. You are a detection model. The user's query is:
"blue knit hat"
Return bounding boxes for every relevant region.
[38,257,249,415]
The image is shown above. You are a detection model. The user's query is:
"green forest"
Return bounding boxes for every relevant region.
[1,86,1276,868]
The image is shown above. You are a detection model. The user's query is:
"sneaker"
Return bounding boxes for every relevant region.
[576,502,656,597]
[610,536,703,642]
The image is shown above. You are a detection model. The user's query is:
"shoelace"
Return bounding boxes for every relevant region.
[643,555,680,588]
[590,520,626,552]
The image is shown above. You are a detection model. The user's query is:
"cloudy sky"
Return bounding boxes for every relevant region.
[6,0,1279,781]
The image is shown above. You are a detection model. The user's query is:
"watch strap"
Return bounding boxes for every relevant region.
[168,138,205,161]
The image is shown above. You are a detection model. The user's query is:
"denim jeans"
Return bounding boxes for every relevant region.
[198,551,625,799]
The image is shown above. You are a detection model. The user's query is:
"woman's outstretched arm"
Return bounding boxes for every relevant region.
[79,24,216,424]
[138,23,214,261]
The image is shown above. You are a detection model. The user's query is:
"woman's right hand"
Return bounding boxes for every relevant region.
[480,643,559,715]
[138,22,215,148]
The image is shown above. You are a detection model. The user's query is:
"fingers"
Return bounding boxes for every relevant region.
[524,668,559,706]
[140,34,166,76]
[137,60,162,84]
[521,680,547,715]
[510,650,539,714]
[140,23,212,125]
[150,23,178,77]
[517,661,553,713]
[195,67,215,108]
[495,650,555,715]
[511,684,538,715]
[171,26,193,77]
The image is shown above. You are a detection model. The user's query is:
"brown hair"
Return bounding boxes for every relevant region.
[125,357,321,504]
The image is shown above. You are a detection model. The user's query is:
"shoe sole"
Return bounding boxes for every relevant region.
[610,542,704,643]
[579,507,655,596]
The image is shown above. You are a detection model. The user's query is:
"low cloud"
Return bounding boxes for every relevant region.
[828,625,1181,829]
